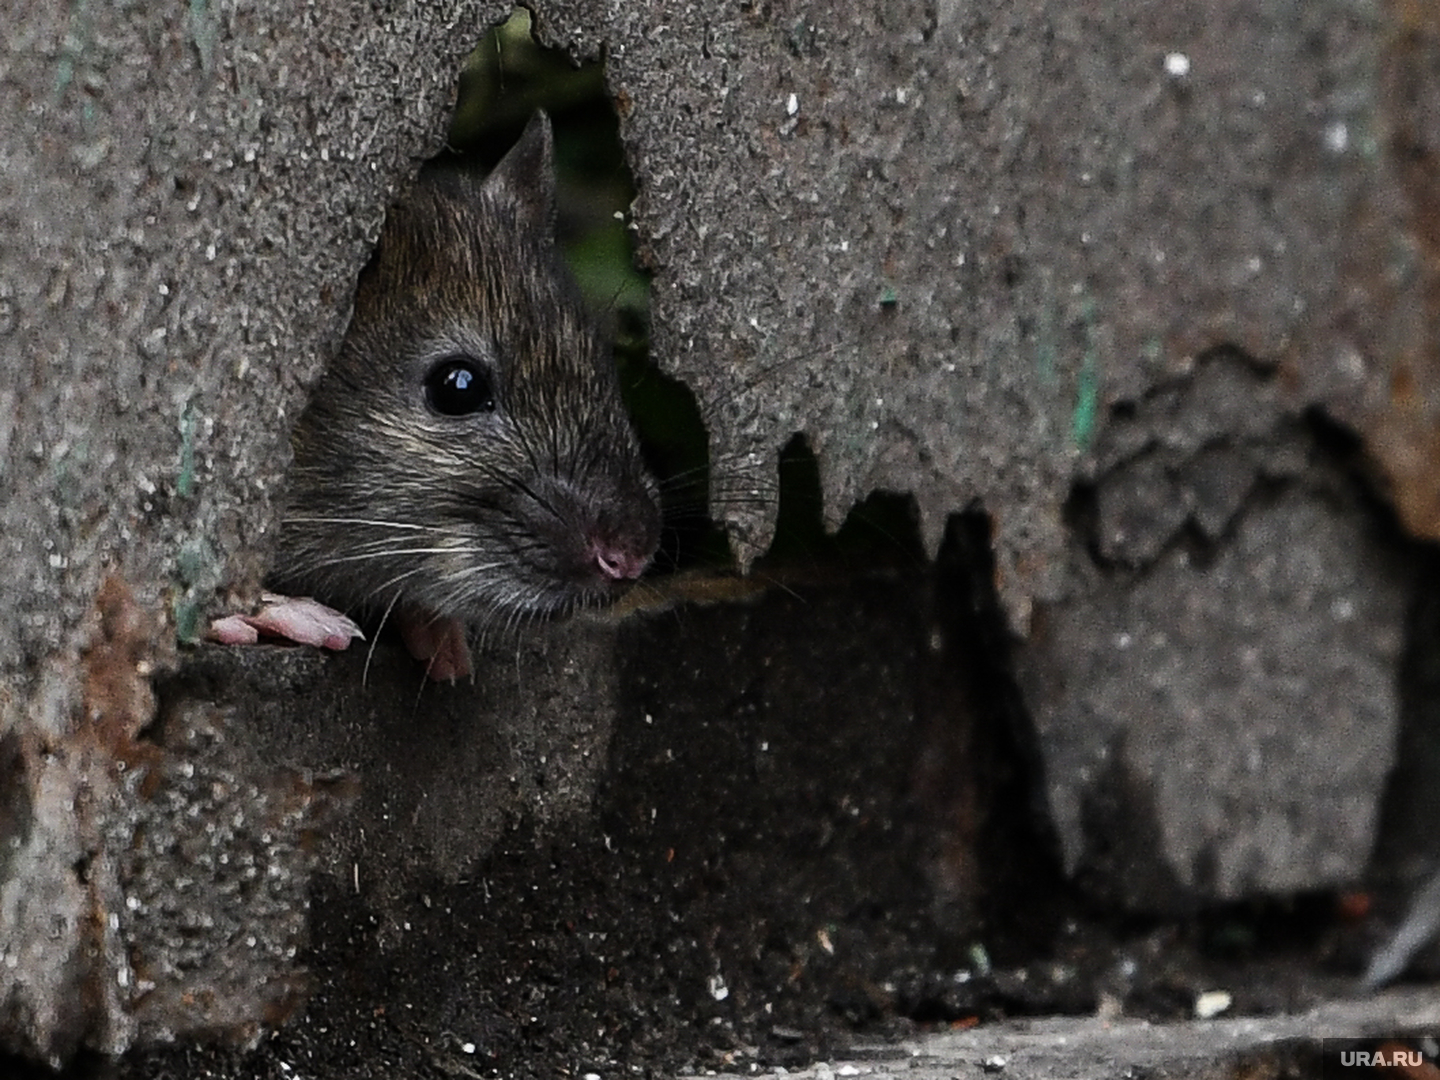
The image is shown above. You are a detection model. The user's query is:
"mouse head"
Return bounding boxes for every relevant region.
[281,112,661,623]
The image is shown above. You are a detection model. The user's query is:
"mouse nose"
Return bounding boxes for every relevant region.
[590,538,650,582]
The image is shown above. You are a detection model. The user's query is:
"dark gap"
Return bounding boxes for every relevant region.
[0,1051,118,1080]
[755,433,926,574]
[616,353,731,572]
[913,507,1068,964]
[1296,404,1440,913]
[1060,477,1102,562]
[0,732,31,888]
[1300,403,1416,542]
[1191,893,1351,961]
[1289,404,1440,913]
[833,489,926,567]
[756,433,829,568]
[1370,542,1440,956]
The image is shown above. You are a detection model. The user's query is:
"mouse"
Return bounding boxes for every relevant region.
[213,112,661,681]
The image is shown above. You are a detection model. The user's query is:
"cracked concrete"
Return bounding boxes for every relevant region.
[1016,353,1415,908]
[4,0,1439,1071]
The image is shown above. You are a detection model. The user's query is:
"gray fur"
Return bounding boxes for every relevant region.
[273,113,660,626]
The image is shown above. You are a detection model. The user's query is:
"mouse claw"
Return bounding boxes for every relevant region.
[207,593,365,652]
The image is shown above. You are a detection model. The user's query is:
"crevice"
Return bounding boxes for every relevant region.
[753,433,925,574]
[1062,345,1410,582]
[914,506,1068,956]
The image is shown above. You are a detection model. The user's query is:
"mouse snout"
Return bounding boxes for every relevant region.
[529,473,660,598]
[589,535,650,582]
[584,493,659,584]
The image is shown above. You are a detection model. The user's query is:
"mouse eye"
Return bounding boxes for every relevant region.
[424,356,496,416]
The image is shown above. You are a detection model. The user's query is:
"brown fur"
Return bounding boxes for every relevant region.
[273,114,659,629]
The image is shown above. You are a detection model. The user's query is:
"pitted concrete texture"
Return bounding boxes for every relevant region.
[7,1,1434,670]
[3,2,505,1061]
[4,0,1438,1067]
[562,0,1440,617]
[1015,354,1416,908]
[1,1,513,673]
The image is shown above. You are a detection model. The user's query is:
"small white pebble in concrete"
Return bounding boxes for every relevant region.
[1325,120,1350,153]
[461,1042,476,1054]
[787,92,798,116]
[1163,51,1190,77]
[1195,989,1233,1018]
[981,1055,1009,1072]
[708,973,729,1001]
[969,942,992,975]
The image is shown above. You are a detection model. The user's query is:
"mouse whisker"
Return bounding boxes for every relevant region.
[283,516,433,531]
[307,547,504,567]
[362,588,407,687]
[358,566,430,606]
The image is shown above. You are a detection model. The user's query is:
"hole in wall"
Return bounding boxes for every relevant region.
[449,12,930,585]
[914,507,1067,950]
[446,10,941,588]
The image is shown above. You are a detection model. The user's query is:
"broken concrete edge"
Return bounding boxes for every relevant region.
[715,987,1440,1080]
[0,578,356,1066]
[1,576,166,1063]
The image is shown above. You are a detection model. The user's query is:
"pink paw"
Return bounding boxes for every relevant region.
[396,610,472,682]
[208,593,365,652]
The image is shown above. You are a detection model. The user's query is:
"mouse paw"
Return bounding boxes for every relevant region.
[396,609,472,682]
[208,593,365,651]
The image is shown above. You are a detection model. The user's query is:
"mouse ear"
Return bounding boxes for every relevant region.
[485,110,557,236]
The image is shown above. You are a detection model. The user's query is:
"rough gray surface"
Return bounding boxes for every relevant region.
[2,0,505,671]
[6,0,1428,672]
[718,988,1440,1080]
[176,613,626,916]
[0,580,351,1065]
[577,0,1438,618]
[1,0,499,1063]
[3,0,1438,1068]
[1016,356,1413,907]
